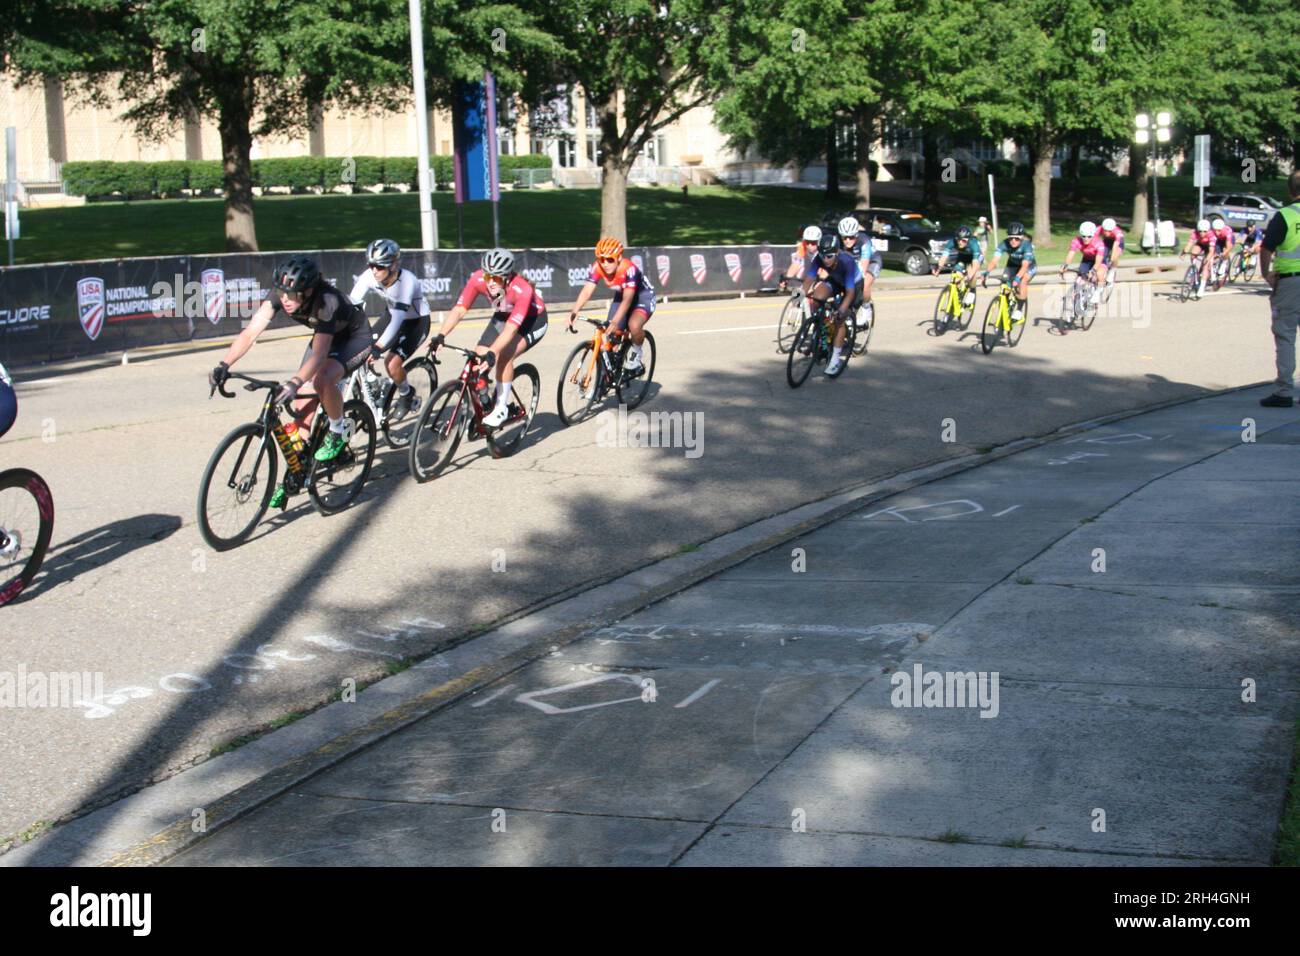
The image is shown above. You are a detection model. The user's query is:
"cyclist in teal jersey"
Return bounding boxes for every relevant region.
[983,221,1037,321]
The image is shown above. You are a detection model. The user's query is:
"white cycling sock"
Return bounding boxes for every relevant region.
[329,416,346,434]
[628,343,643,361]
[832,347,844,361]
[495,380,512,408]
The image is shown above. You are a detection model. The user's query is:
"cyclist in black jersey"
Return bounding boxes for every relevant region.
[209,257,370,482]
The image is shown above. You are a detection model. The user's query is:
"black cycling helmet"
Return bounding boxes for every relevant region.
[816,233,841,257]
[272,256,321,295]
[1006,221,1025,237]
[955,225,973,240]
[366,238,400,268]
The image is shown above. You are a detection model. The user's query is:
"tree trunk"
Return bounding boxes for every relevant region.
[596,91,628,241]
[217,78,258,253]
[824,124,840,201]
[854,106,873,207]
[922,129,941,214]
[1032,129,1055,246]
[1065,140,1082,204]
[1129,144,1150,240]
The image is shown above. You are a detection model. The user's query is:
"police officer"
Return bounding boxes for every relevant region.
[1259,170,1300,408]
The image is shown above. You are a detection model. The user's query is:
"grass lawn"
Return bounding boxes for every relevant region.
[8,175,1288,267]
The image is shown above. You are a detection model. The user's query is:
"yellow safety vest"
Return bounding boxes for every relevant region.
[1275,203,1300,274]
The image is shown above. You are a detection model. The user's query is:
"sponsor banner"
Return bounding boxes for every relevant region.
[0,245,778,366]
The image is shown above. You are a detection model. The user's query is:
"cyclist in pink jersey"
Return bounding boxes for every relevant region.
[1060,221,1106,286]
[1180,218,1218,298]
[427,248,549,427]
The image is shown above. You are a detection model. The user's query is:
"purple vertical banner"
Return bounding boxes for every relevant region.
[453,79,497,203]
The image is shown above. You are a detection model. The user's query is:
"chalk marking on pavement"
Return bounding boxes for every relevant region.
[470,683,516,708]
[514,673,647,715]
[992,505,1021,517]
[675,679,721,708]
[1046,451,1110,466]
[860,499,986,522]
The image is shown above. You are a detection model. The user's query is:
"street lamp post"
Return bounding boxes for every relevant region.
[1135,111,1172,255]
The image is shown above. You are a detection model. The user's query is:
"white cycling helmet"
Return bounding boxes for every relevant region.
[1078,221,1097,239]
[1211,217,1226,230]
[1197,218,1210,231]
[1100,217,1117,232]
[838,216,861,238]
[481,247,515,276]
[802,225,822,243]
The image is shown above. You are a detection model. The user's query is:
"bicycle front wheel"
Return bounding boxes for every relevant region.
[1243,254,1257,282]
[382,356,438,450]
[1006,298,1027,347]
[933,286,952,334]
[0,468,55,606]
[777,295,804,353]
[1078,283,1098,331]
[1178,266,1196,302]
[616,331,656,409]
[980,297,1001,354]
[851,304,875,357]
[488,363,540,459]
[409,381,468,482]
[556,342,602,426]
[786,315,822,388]
[308,399,376,515]
[197,423,277,551]
[957,284,976,329]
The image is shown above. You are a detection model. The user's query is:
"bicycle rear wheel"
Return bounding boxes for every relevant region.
[381,356,438,450]
[851,303,875,357]
[409,381,469,481]
[776,295,804,353]
[556,342,601,426]
[487,363,540,459]
[786,315,821,389]
[616,331,656,409]
[197,423,277,551]
[308,399,376,515]
[0,468,54,606]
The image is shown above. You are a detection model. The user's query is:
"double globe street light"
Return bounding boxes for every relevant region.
[1136,112,1172,254]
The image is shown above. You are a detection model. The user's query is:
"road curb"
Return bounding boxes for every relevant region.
[58,377,1270,867]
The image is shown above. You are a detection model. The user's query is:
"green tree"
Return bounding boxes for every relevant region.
[526,0,745,242]
[6,1,551,252]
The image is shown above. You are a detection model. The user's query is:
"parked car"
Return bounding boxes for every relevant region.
[1204,193,1283,229]
[821,208,956,275]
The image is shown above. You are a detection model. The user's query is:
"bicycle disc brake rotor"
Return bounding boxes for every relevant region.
[0,528,21,558]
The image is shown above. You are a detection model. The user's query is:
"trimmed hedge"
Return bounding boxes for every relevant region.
[63,154,554,200]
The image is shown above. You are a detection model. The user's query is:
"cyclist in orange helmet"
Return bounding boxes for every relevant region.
[567,236,656,374]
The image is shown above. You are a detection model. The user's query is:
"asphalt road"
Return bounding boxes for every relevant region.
[0,268,1278,849]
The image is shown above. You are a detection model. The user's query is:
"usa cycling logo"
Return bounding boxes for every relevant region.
[759,252,774,282]
[631,254,644,274]
[656,255,671,286]
[77,277,105,341]
[201,269,225,325]
[690,254,707,285]
[725,253,742,283]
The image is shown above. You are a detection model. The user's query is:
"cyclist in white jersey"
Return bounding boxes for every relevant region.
[348,238,430,418]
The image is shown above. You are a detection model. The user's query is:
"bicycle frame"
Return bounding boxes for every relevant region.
[570,319,628,396]
[943,270,968,317]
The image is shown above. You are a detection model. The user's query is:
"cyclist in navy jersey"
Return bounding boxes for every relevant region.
[801,232,861,377]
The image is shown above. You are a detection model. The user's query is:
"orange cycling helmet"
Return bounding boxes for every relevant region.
[595,236,624,260]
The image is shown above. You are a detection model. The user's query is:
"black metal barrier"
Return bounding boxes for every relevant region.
[0,244,799,366]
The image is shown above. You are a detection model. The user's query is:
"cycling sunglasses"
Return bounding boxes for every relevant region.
[598,256,619,264]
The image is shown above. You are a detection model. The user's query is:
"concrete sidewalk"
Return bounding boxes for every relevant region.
[9,386,1297,866]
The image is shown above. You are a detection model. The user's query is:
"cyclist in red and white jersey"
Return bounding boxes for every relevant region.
[567,236,656,374]
[780,224,822,291]
[1180,218,1218,298]
[1060,221,1107,285]
[428,248,548,428]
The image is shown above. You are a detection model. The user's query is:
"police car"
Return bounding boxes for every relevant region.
[1204,193,1283,229]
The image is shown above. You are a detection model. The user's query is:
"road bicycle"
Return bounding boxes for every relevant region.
[786,293,857,388]
[556,316,657,426]
[1059,266,1099,330]
[1177,254,1210,302]
[198,372,377,550]
[933,268,977,334]
[0,362,54,607]
[776,288,809,354]
[1211,252,1230,291]
[408,343,540,481]
[979,274,1027,354]
[342,349,438,451]
[1229,247,1258,284]
[1099,264,1119,304]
